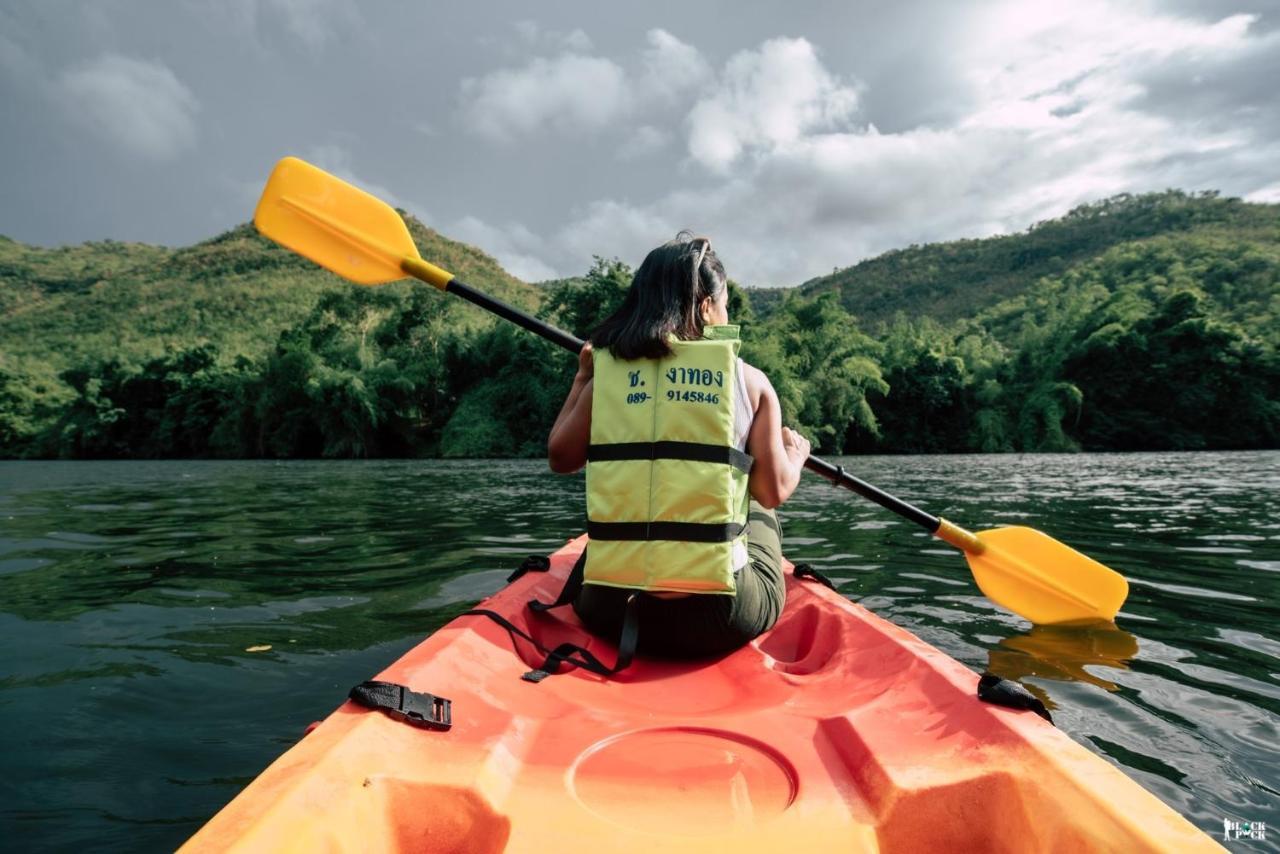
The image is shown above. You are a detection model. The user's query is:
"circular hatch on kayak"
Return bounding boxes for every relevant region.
[568,727,798,833]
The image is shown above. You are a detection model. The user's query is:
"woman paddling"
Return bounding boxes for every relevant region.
[547,233,811,657]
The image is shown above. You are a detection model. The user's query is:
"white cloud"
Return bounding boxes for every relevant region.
[547,132,1020,286]
[639,28,713,104]
[1245,182,1280,204]
[473,6,1279,285]
[449,215,559,282]
[511,20,593,52]
[617,125,671,160]
[57,55,199,160]
[271,0,362,50]
[686,37,860,172]
[960,1,1257,132]
[554,198,680,272]
[513,20,540,45]
[218,0,363,51]
[459,53,630,142]
[457,29,710,146]
[307,143,424,220]
[562,28,594,53]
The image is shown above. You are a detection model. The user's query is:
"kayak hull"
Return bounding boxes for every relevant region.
[182,536,1219,852]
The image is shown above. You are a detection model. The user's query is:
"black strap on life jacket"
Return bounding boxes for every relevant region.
[586,520,746,543]
[588,441,753,474]
[348,680,452,730]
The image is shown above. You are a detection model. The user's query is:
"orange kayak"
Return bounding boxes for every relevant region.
[182,536,1219,852]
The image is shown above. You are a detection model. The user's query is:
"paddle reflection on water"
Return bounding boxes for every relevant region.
[986,622,1140,708]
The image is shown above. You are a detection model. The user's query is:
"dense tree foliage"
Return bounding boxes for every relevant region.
[1,192,1276,458]
[741,293,886,453]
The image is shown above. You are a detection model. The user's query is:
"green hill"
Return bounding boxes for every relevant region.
[0,216,536,373]
[1,191,1276,458]
[0,216,546,457]
[795,191,1280,330]
[830,195,1280,453]
[751,190,1279,453]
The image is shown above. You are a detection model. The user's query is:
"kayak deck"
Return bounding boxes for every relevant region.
[182,536,1219,852]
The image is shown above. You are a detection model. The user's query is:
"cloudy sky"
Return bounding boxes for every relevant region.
[1,0,1277,286]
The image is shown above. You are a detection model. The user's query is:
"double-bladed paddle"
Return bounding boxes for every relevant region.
[253,156,1129,625]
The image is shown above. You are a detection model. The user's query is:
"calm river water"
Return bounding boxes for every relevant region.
[0,453,1277,850]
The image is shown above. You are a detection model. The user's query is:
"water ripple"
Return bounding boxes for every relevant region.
[0,452,1277,847]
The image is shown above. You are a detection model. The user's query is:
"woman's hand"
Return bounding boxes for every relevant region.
[575,342,594,384]
[782,426,811,463]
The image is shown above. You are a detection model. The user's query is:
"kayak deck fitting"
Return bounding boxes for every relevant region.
[182,536,1219,853]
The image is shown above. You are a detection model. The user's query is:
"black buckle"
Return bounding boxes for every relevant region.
[389,688,452,731]
[349,680,452,731]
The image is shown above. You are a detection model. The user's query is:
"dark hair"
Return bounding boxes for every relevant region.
[591,232,727,360]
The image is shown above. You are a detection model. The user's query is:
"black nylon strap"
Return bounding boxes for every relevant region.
[529,594,639,680]
[528,552,585,613]
[587,520,746,543]
[977,672,1054,724]
[588,441,753,474]
[506,554,551,583]
[463,606,637,681]
[614,593,640,673]
[793,562,837,590]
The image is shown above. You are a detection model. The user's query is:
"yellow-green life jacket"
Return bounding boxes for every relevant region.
[585,325,752,595]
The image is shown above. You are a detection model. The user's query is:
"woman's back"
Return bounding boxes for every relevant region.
[546,233,811,658]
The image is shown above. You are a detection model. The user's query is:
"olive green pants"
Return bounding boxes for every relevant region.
[572,503,785,658]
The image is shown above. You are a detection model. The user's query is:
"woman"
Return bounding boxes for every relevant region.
[547,233,811,658]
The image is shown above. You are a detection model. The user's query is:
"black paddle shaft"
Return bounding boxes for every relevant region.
[801,457,941,532]
[444,276,944,536]
[446,279,584,353]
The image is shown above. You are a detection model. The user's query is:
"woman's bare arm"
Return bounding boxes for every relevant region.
[744,365,810,508]
[548,344,594,474]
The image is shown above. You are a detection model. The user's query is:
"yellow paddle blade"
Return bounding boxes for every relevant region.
[968,526,1129,625]
[254,156,435,286]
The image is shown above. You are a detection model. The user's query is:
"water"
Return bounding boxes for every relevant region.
[0,453,1276,850]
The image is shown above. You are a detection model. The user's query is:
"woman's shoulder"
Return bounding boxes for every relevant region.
[739,360,773,411]
[740,359,770,386]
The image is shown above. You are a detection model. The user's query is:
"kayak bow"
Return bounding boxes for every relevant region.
[182,537,1219,853]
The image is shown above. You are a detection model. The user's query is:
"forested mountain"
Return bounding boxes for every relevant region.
[795,191,1278,329]
[0,216,534,370]
[1,191,1276,458]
